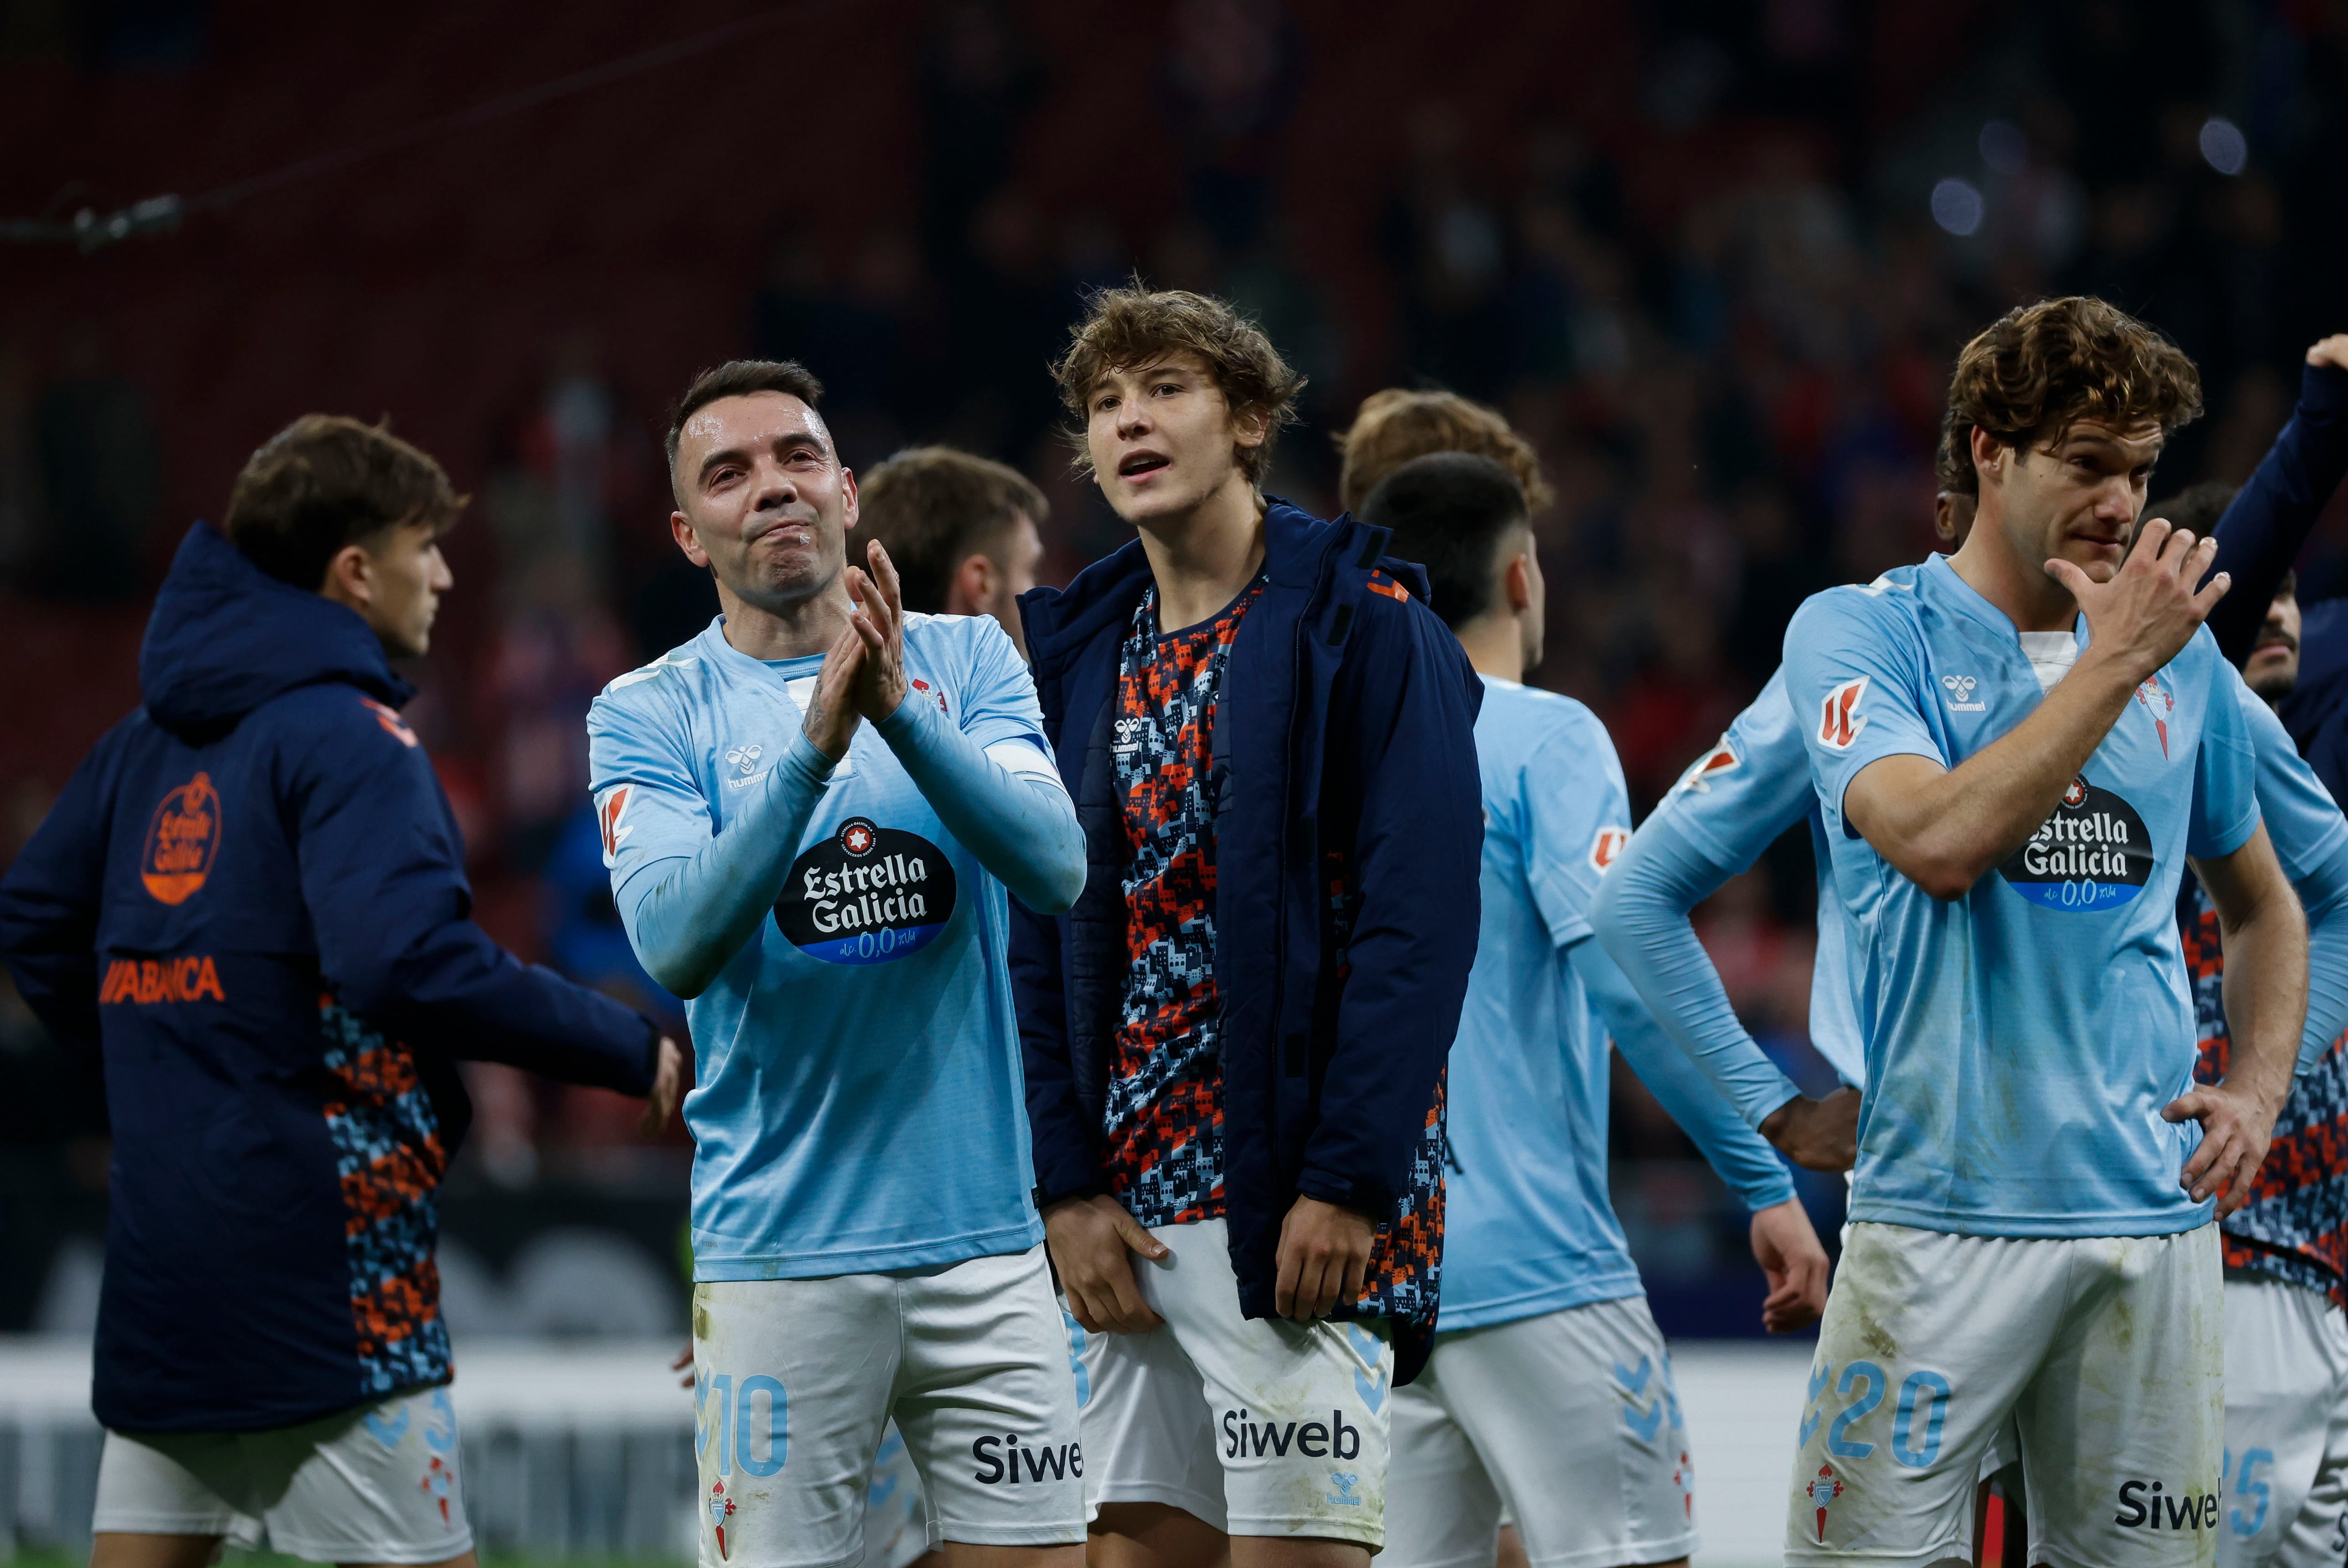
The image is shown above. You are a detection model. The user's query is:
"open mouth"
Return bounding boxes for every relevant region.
[1118,451,1171,479]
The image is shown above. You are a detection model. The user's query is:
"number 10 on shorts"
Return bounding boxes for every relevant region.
[698,1369,789,1477]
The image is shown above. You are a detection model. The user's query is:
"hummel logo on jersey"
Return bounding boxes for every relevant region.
[724,743,763,774]
[1671,736,1740,796]
[1942,674,1985,711]
[1819,678,1869,750]
[1589,826,1630,873]
[596,786,633,867]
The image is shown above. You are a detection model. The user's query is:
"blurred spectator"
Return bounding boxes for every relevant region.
[1160,0,1299,251]
[33,326,159,602]
[0,341,42,584]
[918,0,1043,283]
[1381,103,1512,398]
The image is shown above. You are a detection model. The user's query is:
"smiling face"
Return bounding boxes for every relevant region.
[1083,353,1267,528]
[1980,417,2165,589]
[670,392,858,612]
[2246,588,2302,702]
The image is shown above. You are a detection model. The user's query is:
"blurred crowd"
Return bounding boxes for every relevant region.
[4,0,2347,1263]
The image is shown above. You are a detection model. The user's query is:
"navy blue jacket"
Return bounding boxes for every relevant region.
[1012,501,1483,1383]
[0,522,658,1434]
[2199,363,2348,796]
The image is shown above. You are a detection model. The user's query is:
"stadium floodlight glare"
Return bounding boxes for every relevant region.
[1930,178,1986,237]
[2199,116,2248,176]
[1978,120,2028,177]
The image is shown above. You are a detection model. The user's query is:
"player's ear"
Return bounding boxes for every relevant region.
[671,510,711,570]
[839,467,860,536]
[1969,425,2004,488]
[319,541,373,610]
[1505,552,1534,615]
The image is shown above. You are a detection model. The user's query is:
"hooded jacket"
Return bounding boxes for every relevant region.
[1011,501,1483,1383]
[0,522,658,1434]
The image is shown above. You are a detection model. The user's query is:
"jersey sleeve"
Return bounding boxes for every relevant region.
[2236,668,2348,882]
[948,615,1055,761]
[585,683,719,920]
[1783,588,1946,819]
[2187,635,2263,861]
[1646,668,1818,873]
[1518,712,1635,947]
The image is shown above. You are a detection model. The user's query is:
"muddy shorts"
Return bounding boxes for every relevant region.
[1386,1295,1696,1568]
[1073,1216,1392,1548]
[1784,1221,2222,1568]
[2222,1274,2348,1568]
[693,1244,1085,1568]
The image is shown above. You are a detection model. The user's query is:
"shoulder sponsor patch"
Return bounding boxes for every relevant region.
[1589,826,1631,873]
[597,785,634,866]
[1671,735,1740,796]
[141,772,222,904]
[1818,677,1869,751]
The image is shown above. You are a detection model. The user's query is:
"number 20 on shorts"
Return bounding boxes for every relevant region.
[1800,1361,1954,1468]
[698,1370,789,1478]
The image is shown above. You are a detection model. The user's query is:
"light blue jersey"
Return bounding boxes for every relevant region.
[1653,669,1865,1087]
[587,614,1053,1278]
[2232,666,2348,1072]
[1785,554,2260,1238]
[1443,678,1792,1332]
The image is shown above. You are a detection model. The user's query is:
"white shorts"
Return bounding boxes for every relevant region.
[1075,1216,1392,1547]
[1785,1222,2223,1568]
[1386,1297,1695,1568]
[694,1243,1085,1568]
[2222,1275,2348,1568]
[860,1424,933,1568]
[92,1384,470,1564]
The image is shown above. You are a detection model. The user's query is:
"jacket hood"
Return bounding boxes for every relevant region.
[140,522,412,735]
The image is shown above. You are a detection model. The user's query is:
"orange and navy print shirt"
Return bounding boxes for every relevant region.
[1103,578,1263,1225]
[2184,879,2348,1306]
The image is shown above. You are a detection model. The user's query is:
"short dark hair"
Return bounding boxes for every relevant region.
[857,447,1049,614]
[1358,452,1529,628]
[2146,479,2239,538]
[665,358,826,474]
[1051,285,1304,486]
[1938,296,2203,497]
[223,415,464,590]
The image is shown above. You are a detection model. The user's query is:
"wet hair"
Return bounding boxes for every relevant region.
[223,415,463,591]
[1051,284,1304,486]
[1937,296,2203,497]
[857,447,1049,613]
[1358,452,1530,628]
[1335,387,1555,515]
[665,359,826,477]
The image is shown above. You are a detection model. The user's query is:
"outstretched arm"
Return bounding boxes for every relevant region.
[2206,339,2348,665]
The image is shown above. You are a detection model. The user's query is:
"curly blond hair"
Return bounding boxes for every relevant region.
[1335,387,1555,515]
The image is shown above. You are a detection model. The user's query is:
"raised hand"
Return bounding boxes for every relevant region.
[845,540,910,724]
[801,618,865,760]
[2047,518,2227,686]
[2308,334,2348,374]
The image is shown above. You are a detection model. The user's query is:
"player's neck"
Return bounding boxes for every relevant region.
[1133,475,1267,632]
[1454,616,1524,683]
[715,575,855,662]
[1946,511,2078,635]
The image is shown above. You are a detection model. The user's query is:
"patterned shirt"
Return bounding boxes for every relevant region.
[1104,579,1261,1224]
[2183,881,2348,1306]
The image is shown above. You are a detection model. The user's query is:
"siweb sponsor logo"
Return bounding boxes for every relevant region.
[971,1433,1081,1484]
[2116,1479,2219,1531]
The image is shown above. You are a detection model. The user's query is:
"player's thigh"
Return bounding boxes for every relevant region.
[2018,1227,2224,1568]
[891,1244,1085,1552]
[2252,1282,2348,1568]
[1430,1300,1696,1568]
[862,1423,935,1568]
[90,1535,228,1568]
[695,1274,902,1568]
[1379,1369,1502,1568]
[1143,1220,1389,1551]
[1784,1225,2051,1567]
[1075,1250,1227,1534]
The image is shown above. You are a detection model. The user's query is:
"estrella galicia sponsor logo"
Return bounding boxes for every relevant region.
[2116,1479,2218,1531]
[774,817,957,964]
[970,1433,1081,1484]
[1998,775,2153,911]
[1222,1408,1364,1462]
